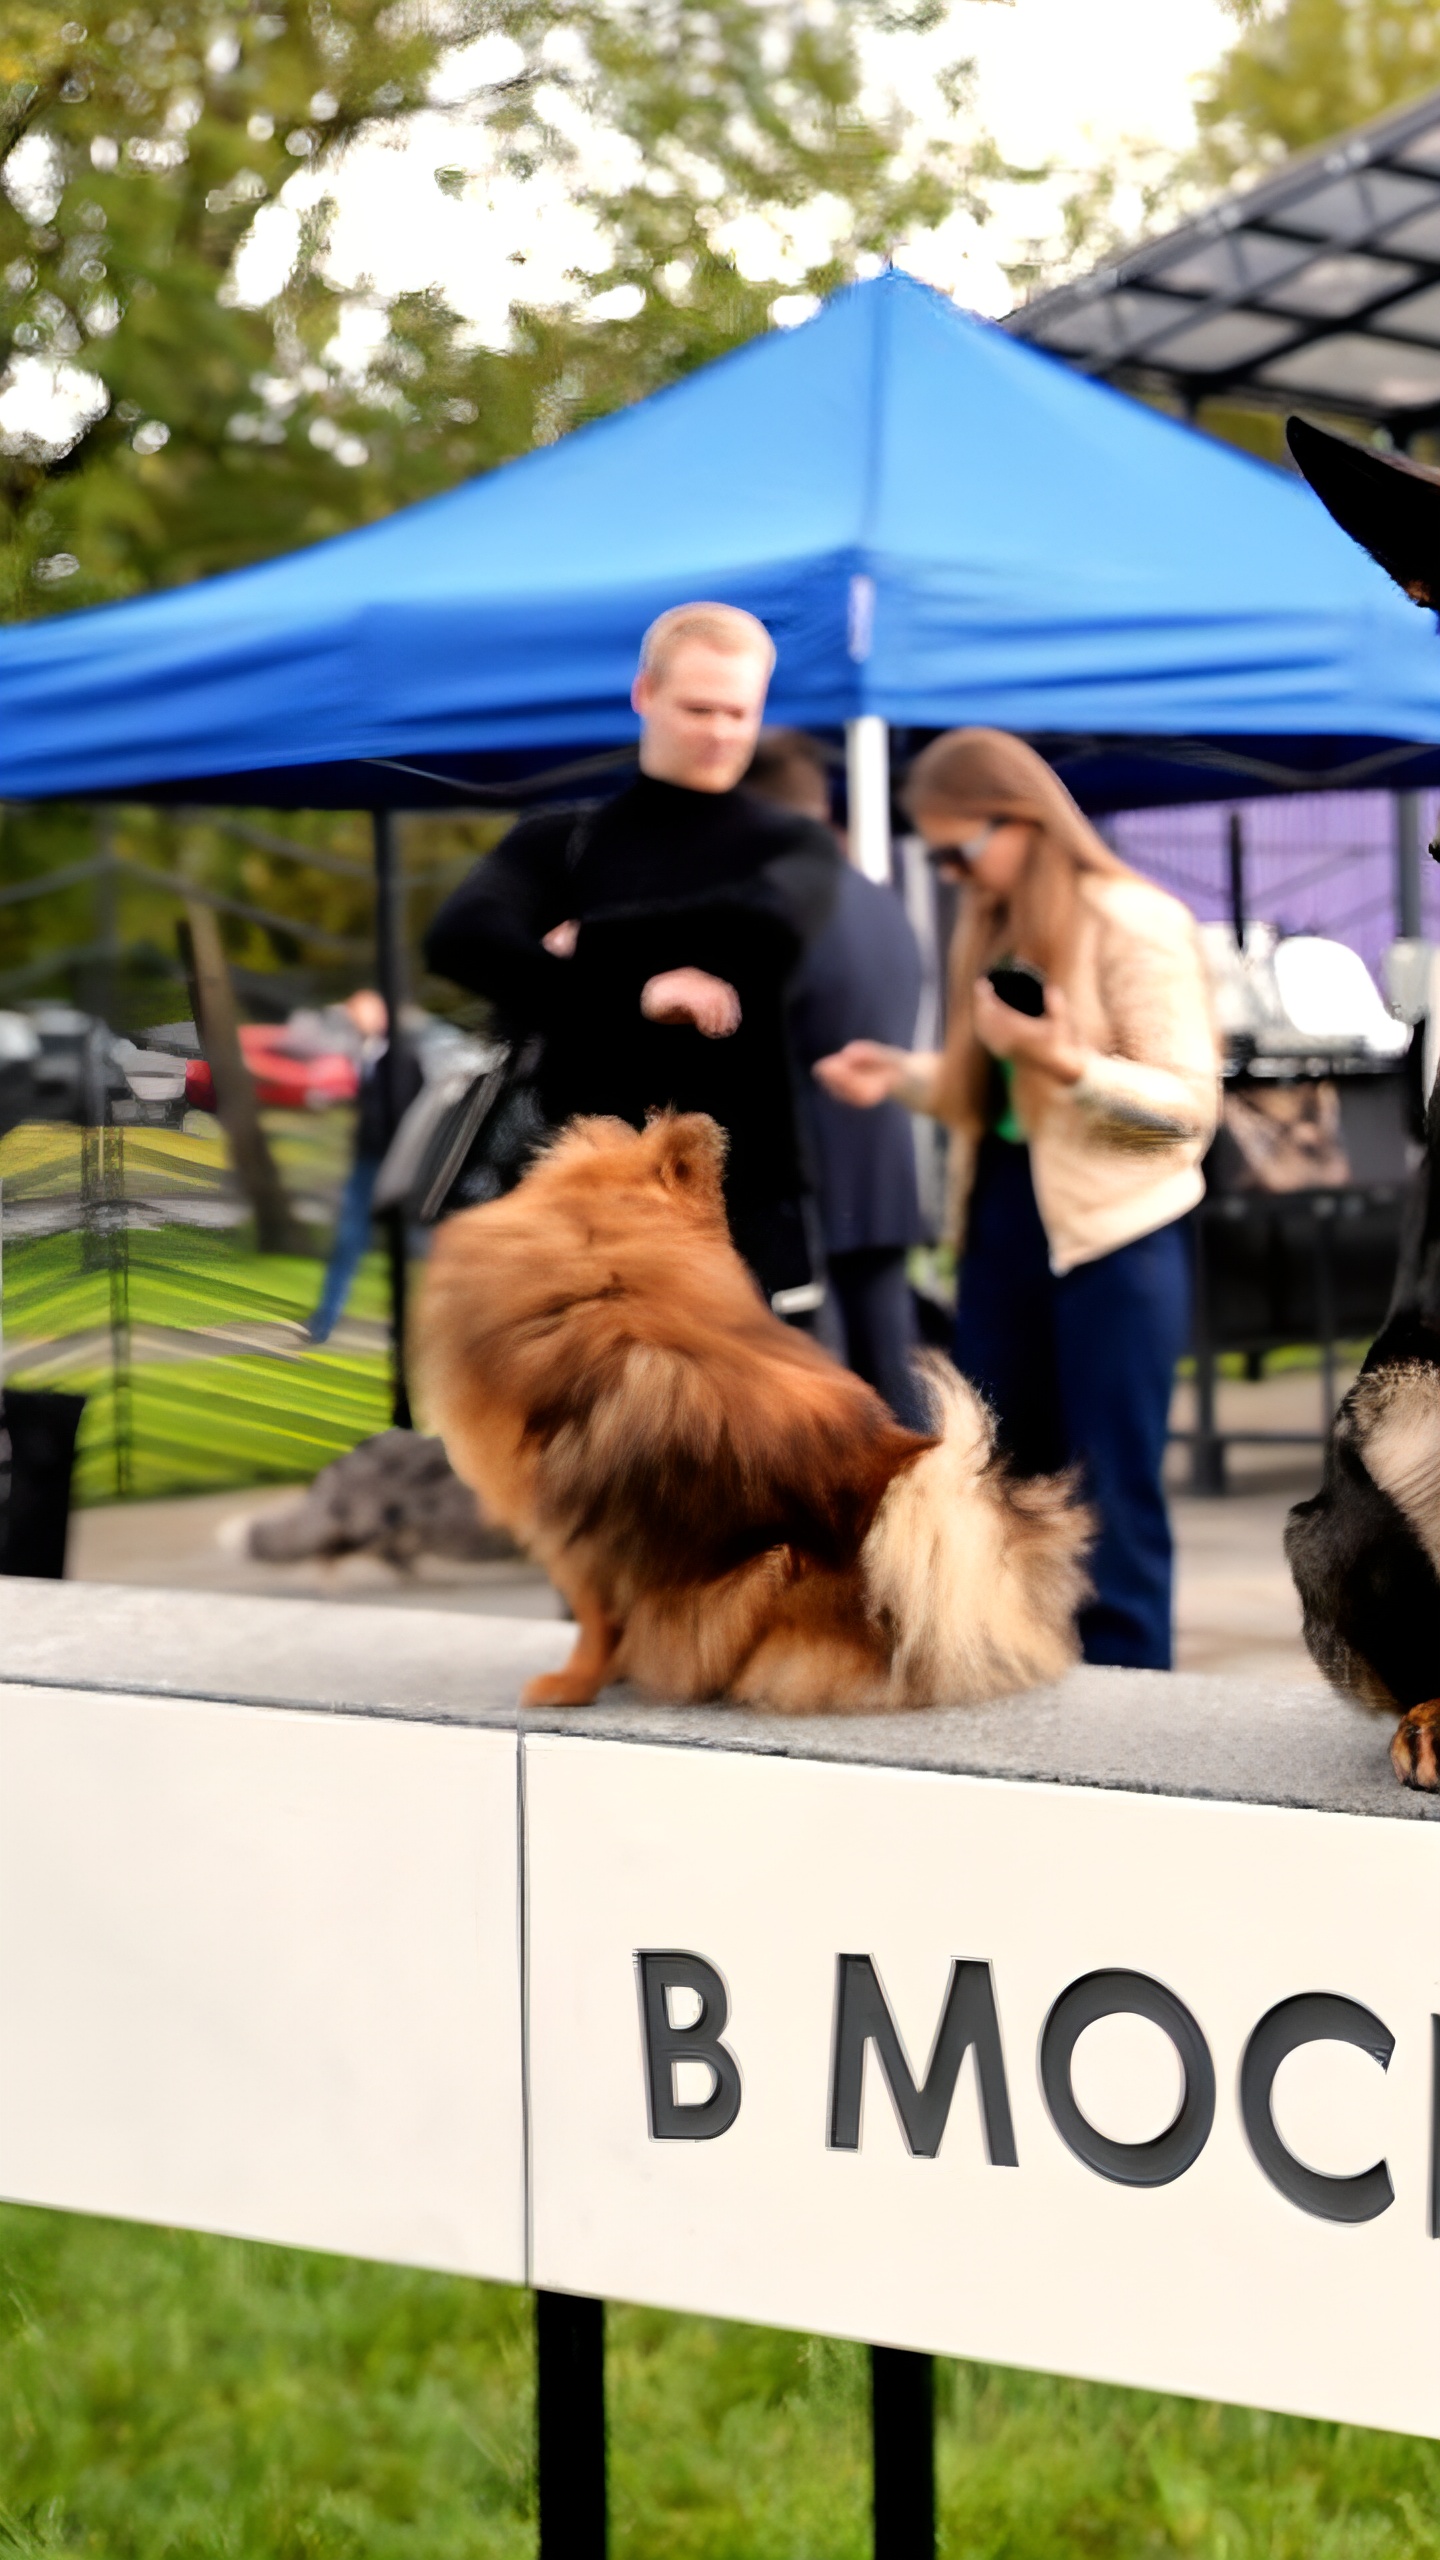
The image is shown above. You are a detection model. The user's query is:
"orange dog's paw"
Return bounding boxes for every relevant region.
[1392,1700,1440,1789]
[521,1668,602,1709]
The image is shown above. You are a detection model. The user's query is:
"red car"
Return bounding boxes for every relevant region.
[185,1023,359,1113]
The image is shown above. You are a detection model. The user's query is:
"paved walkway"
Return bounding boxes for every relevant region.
[1163,1368,1331,1681]
[1168,1483,1312,1679]
[66,1370,1337,1676]
[67,1484,566,1619]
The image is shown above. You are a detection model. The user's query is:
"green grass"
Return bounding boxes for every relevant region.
[3,2207,1440,2557]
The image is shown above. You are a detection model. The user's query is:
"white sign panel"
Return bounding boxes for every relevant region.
[526,1734,1440,2434]
[0,1687,525,2282]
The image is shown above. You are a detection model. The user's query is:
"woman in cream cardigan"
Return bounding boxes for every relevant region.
[816,728,1219,1671]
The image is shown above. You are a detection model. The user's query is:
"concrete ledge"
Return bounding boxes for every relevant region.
[4,1574,1439,2432]
[0,1576,1424,1822]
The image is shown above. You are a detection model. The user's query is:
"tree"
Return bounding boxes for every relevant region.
[0,0,991,619]
[0,1,993,1017]
[0,1,514,614]
[481,0,990,435]
[1194,0,1440,185]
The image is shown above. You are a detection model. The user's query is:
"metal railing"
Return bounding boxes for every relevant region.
[0,1114,389,1505]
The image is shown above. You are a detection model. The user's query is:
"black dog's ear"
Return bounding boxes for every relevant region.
[1288,414,1440,609]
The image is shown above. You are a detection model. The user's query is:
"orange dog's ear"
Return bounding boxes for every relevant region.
[647,1110,728,1208]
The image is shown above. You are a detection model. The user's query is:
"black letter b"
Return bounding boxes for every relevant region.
[637,1951,743,2140]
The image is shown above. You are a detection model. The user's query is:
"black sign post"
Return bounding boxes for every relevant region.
[536,2288,607,2558]
[871,2344,935,2560]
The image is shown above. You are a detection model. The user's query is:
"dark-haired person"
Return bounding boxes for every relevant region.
[816,727,1219,1671]
[746,728,928,1429]
[423,604,839,1316]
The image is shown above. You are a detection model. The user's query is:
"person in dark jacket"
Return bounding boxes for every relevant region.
[307,990,422,1344]
[422,604,839,1312]
[746,731,927,1427]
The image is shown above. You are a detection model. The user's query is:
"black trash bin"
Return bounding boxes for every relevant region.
[0,1388,87,1578]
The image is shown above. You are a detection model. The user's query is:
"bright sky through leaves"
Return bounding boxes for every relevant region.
[248,0,1236,332]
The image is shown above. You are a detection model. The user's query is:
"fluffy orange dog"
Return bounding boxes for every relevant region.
[419,1112,1088,1710]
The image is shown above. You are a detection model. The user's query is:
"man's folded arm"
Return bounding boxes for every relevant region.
[421,816,574,1025]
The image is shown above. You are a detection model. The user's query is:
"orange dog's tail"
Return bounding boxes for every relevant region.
[860,1354,1091,1704]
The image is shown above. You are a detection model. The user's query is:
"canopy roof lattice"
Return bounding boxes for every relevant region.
[1008,86,1440,436]
[6,271,1440,813]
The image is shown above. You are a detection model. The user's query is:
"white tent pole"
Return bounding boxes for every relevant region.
[846,715,891,884]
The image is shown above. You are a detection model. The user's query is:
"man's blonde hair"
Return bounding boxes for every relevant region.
[638,601,776,685]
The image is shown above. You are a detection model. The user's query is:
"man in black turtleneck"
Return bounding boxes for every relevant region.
[422,603,840,1311]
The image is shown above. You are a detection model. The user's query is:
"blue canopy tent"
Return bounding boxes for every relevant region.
[9,267,1440,1417]
[5,269,1440,830]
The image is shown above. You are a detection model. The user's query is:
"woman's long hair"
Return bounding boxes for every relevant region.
[904,729,1134,1132]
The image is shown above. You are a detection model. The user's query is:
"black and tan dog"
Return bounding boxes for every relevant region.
[1283,416,1440,1785]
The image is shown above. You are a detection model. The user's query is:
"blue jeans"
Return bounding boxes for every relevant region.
[952,1136,1191,1670]
[309,1155,381,1344]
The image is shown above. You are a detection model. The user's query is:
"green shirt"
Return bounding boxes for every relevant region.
[992,1057,1024,1145]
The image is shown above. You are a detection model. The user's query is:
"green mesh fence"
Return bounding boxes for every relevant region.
[0,1116,391,1504]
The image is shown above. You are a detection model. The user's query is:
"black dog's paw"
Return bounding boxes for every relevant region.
[1391,1700,1440,1789]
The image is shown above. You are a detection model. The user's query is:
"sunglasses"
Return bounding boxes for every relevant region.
[924,818,1001,871]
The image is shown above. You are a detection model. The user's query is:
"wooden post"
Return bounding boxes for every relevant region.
[536,2290,607,2558]
[178,903,303,1256]
[871,2345,935,2560]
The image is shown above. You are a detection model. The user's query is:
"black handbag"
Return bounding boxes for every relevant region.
[418,1034,551,1222]
[369,1029,552,1225]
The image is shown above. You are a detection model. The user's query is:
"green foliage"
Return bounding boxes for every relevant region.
[0,0,987,618]
[4,2204,1440,2555]
[1195,0,1440,186]
[0,0,513,612]
[1004,139,1181,303]
[481,0,987,434]
[0,799,504,1026]
[0,4,988,1015]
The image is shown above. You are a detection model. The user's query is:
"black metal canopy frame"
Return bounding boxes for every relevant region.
[99,744,642,813]
[1026,729,1440,809]
[1008,84,1440,440]
[87,722,1440,815]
